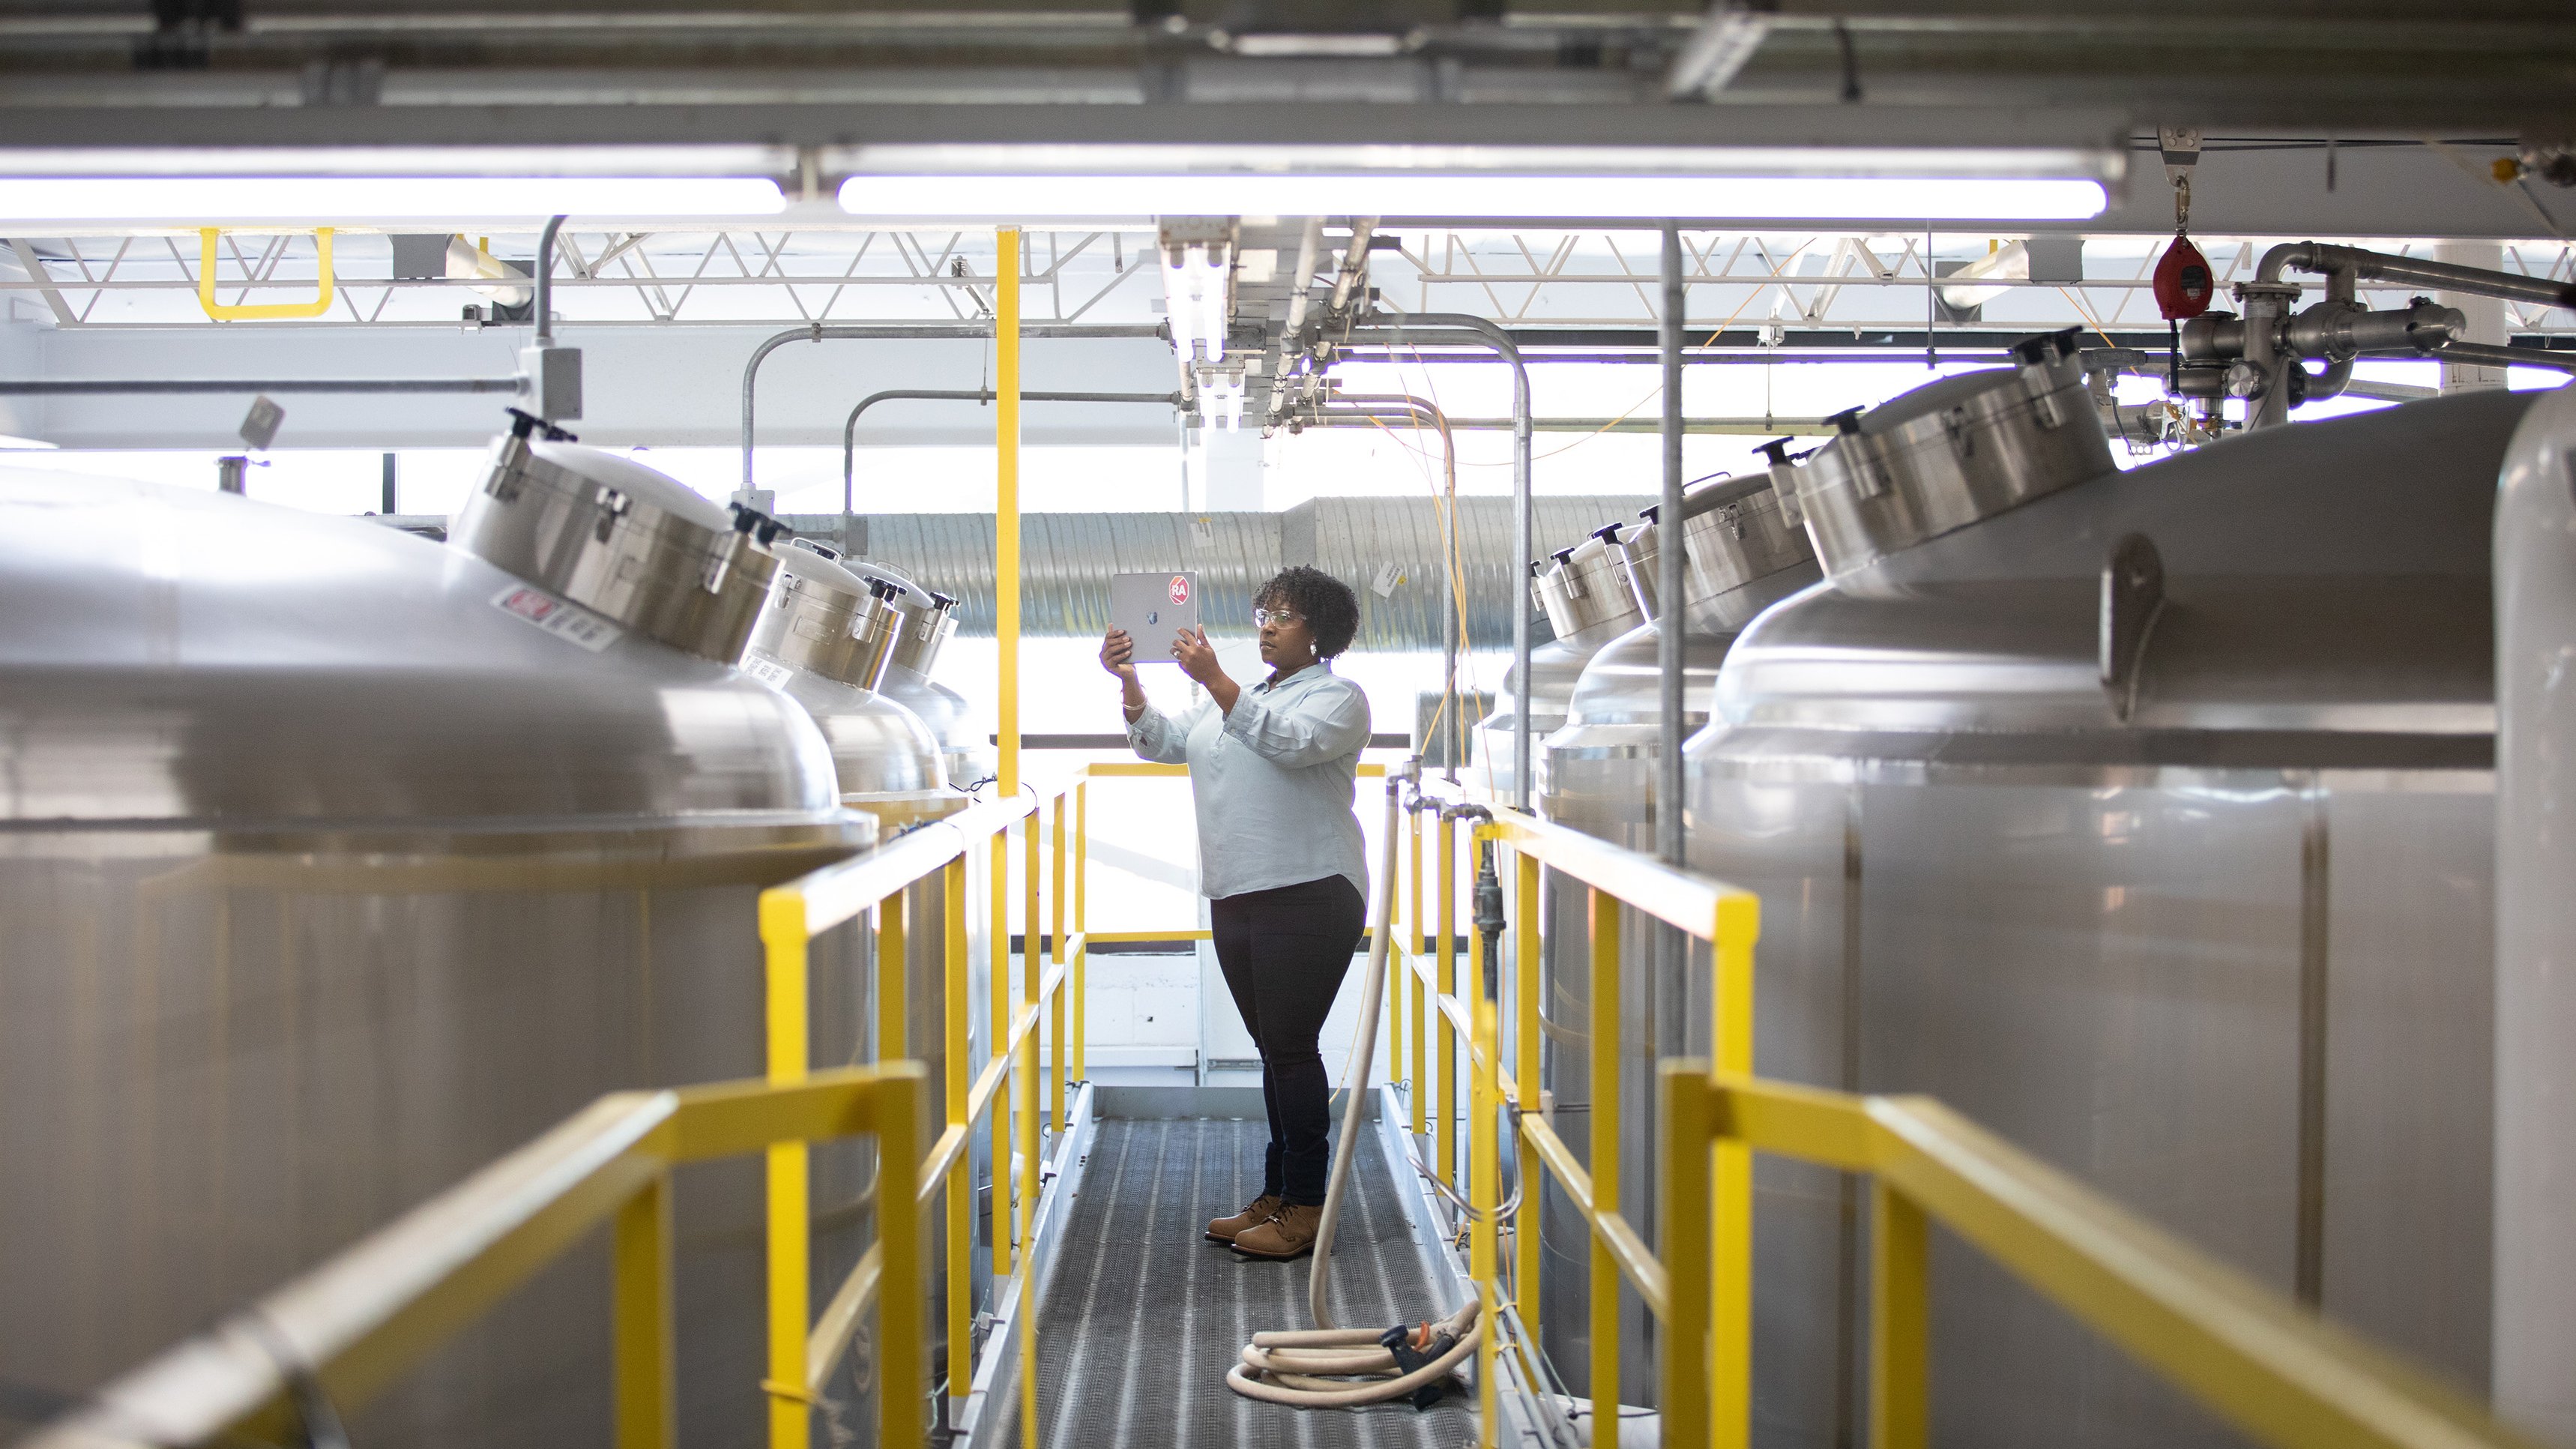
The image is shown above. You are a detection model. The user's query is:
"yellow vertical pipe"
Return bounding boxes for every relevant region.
[1073,781,1088,1082]
[879,891,907,1060]
[944,856,972,1420]
[1409,807,1426,1139]
[1588,887,1620,1437]
[759,889,812,1449]
[1514,849,1542,1325]
[997,226,1022,796]
[878,1070,924,1449]
[612,1173,675,1449]
[992,831,1014,1278]
[1472,995,1500,1449]
[1437,813,1456,1188]
[1870,1180,1930,1449]
[1385,888,1404,1094]
[1659,1066,1714,1449]
[1051,792,1068,1130]
[1714,894,1760,1449]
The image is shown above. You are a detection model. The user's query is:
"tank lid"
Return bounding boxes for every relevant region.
[778,536,876,603]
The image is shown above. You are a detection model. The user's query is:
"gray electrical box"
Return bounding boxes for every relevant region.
[517,346,583,423]
[390,233,451,281]
[2026,237,2086,286]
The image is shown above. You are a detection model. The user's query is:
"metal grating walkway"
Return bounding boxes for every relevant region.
[992,1116,1476,1449]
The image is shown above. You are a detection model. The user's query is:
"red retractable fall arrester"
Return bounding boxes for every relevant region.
[2154,169,2214,392]
[2155,235,2214,321]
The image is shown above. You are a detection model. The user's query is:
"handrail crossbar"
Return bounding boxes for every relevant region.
[25,1066,924,1449]
[1659,1069,2550,1449]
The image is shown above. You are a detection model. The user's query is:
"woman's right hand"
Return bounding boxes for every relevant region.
[1100,627,1138,683]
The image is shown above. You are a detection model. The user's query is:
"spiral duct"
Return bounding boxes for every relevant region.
[783,495,1650,649]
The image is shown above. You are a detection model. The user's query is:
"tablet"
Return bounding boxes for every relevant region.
[1110,570,1202,663]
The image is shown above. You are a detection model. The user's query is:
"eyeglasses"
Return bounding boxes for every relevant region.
[1252,607,1303,628]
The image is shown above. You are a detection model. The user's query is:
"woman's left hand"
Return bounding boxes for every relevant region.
[1171,627,1225,687]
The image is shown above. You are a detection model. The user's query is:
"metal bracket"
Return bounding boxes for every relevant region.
[2099,533,2165,723]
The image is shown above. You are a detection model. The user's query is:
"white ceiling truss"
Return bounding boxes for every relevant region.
[2,225,2570,344]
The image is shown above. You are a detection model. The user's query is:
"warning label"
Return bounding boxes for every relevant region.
[492,584,621,652]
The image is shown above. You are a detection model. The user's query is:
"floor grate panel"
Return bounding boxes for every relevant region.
[989,1117,1475,1449]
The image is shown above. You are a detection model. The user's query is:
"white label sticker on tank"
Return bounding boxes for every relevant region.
[491,583,621,652]
[1372,561,1405,598]
[741,656,795,688]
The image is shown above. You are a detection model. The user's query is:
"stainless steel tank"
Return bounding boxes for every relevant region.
[1475,525,1648,798]
[841,556,987,788]
[747,540,950,821]
[743,537,989,1397]
[1686,385,2532,1449]
[1536,470,1822,1407]
[0,443,875,1448]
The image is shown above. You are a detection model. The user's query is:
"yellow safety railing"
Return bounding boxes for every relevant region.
[1658,1069,2551,1449]
[758,759,1393,1449]
[1387,777,1757,1447]
[22,1064,924,1449]
[1390,777,2544,1449]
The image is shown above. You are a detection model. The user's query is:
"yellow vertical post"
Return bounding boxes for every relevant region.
[1587,887,1620,1437]
[1073,780,1088,1082]
[996,224,1022,797]
[1384,882,1403,1093]
[1713,894,1760,1449]
[1870,1180,1930,1449]
[1409,807,1426,1139]
[1659,1066,1714,1449]
[1471,995,1500,1449]
[612,1173,675,1449]
[944,855,972,1422]
[1023,804,1042,1133]
[991,831,1014,1278]
[877,1067,925,1449]
[759,889,812,1449]
[879,891,908,1060]
[1437,812,1456,1188]
[1018,971,1043,1449]
[1514,848,1542,1325]
[1051,792,1068,1130]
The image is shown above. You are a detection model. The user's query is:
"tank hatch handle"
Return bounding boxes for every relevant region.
[2099,532,2166,723]
[1757,437,1807,527]
[504,406,578,443]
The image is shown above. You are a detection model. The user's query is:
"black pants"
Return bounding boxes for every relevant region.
[1210,874,1367,1206]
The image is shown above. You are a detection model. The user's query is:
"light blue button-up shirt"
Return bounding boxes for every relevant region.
[1125,662,1372,900]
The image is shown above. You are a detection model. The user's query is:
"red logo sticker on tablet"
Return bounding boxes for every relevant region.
[1168,575,1190,606]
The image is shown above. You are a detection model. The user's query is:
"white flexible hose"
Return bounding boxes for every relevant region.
[1228,761,1484,1409]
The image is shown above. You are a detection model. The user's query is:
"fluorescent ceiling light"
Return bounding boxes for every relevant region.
[0,175,785,222]
[839,173,2105,222]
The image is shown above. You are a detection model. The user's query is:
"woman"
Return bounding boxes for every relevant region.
[1100,564,1372,1260]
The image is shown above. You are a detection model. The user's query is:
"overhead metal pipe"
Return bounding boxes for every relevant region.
[737,320,1166,496]
[0,378,519,394]
[840,388,1183,513]
[2435,340,2576,376]
[1348,313,1532,808]
[2257,241,2576,310]
[1320,394,1460,767]
[1657,223,1686,868]
[532,213,564,349]
[1297,413,1836,436]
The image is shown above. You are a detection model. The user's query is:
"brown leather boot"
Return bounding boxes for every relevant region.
[1205,1193,1283,1244]
[1231,1202,1323,1260]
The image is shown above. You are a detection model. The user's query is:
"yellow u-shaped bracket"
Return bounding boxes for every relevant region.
[197,226,335,321]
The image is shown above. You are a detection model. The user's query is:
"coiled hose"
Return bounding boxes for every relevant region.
[1228,759,1485,1409]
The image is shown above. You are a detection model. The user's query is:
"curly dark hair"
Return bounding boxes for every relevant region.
[1256,565,1361,659]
